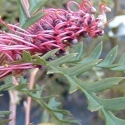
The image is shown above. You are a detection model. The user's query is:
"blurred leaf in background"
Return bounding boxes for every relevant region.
[0,0,18,30]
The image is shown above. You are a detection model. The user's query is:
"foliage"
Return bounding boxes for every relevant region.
[1,41,125,124]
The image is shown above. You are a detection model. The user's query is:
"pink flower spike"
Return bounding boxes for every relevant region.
[0,0,111,78]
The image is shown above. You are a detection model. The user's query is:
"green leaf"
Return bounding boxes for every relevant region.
[102,64,120,68]
[28,0,37,14]
[48,97,73,115]
[31,96,80,124]
[98,46,118,67]
[17,0,28,27]
[11,84,28,90]
[35,85,44,97]
[17,0,46,28]
[46,98,80,124]
[73,42,83,60]
[40,42,125,125]
[33,55,47,65]
[19,76,27,84]
[1,78,13,91]
[69,76,125,112]
[68,77,102,111]
[111,53,125,71]
[111,64,125,71]
[22,11,44,29]
[29,0,49,15]
[61,60,101,76]
[102,109,125,125]
[86,93,103,112]
[42,48,59,60]
[74,76,123,93]
[27,85,45,100]
[89,42,103,59]
[22,50,32,62]
[0,85,12,92]
[99,97,125,111]
[27,92,55,100]
[86,77,124,93]
[48,53,77,67]
[4,76,12,85]
[81,41,103,64]
[65,76,78,93]
[80,88,102,111]
[118,52,125,64]
[48,98,63,120]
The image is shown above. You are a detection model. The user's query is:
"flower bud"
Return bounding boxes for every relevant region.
[90,7,96,14]
[98,22,104,29]
[71,39,78,44]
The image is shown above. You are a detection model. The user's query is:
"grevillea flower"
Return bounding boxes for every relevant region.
[0,0,111,78]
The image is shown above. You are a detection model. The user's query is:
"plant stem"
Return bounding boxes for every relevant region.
[9,76,19,125]
[25,68,39,125]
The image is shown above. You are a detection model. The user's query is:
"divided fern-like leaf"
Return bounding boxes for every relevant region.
[20,42,125,125]
[2,41,125,125]
[44,42,125,125]
[25,85,80,124]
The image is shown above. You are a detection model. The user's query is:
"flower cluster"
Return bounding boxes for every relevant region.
[0,0,111,78]
[27,1,111,54]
